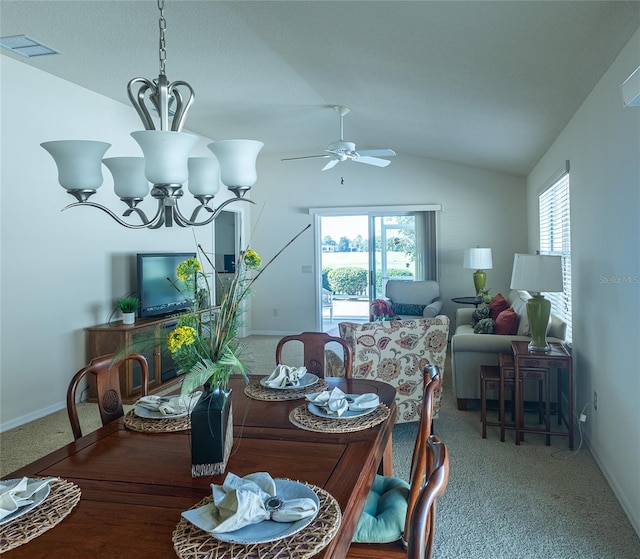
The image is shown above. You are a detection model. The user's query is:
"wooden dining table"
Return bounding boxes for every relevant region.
[2,376,397,559]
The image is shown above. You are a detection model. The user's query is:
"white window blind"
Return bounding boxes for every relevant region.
[539,171,572,342]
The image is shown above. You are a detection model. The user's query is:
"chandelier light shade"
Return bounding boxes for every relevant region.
[130,130,198,186]
[41,140,112,196]
[510,252,563,352]
[187,157,221,197]
[102,157,149,200]
[208,140,264,197]
[40,0,262,229]
[463,247,493,296]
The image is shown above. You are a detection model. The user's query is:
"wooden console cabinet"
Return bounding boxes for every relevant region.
[86,315,184,403]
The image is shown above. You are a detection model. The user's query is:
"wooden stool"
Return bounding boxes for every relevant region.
[500,353,548,444]
[480,365,514,441]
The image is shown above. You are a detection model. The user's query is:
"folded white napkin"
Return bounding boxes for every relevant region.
[264,365,308,388]
[0,477,56,521]
[136,391,202,416]
[306,387,379,417]
[182,472,318,534]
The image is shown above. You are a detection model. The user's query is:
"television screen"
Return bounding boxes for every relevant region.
[137,252,197,318]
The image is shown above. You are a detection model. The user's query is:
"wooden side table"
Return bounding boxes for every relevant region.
[511,340,573,449]
[452,296,482,307]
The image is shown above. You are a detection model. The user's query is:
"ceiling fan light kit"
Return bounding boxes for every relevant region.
[40,0,263,229]
[282,105,396,171]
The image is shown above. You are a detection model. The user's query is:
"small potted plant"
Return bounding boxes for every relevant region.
[116,297,140,325]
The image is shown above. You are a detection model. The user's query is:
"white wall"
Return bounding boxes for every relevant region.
[526,28,640,535]
[247,152,527,334]
[0,56,249,429]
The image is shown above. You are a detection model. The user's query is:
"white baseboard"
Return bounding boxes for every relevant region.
[0,400,67,433]
[583,429,640,539]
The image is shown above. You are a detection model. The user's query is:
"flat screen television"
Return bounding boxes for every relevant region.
[136,252,197,318]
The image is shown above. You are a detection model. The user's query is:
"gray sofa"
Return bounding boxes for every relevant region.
[450,289,567,410]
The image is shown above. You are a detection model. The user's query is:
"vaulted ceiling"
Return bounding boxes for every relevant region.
[2,1,639,176]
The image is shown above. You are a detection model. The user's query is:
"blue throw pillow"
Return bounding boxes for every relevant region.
[391,303,426,316]
[352,474,410,543]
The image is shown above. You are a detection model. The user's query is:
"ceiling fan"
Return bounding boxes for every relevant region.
[282,106,396,171]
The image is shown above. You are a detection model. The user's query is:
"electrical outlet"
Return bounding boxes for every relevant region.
[272,308,278,317]
[593,390,598,411]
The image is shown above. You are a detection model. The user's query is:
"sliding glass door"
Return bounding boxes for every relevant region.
[369,215,416,301]
[318,208,439,330]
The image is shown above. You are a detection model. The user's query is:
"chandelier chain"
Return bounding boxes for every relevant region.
[158,0,166,76]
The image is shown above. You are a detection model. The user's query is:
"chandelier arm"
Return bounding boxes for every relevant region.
[188,204,214,223]
[127,78,157,131]
[172,197,255,228]
[61,201,165,230]
[168,81,195,132]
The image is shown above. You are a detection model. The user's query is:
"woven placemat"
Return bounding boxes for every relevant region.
[244,379,329,401]
[172,483,341,559]
[0,478,81,553]
[124,408,191,432]
[289,404,390,433]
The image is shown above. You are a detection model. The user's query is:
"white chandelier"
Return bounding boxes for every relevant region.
[41,0,263,229]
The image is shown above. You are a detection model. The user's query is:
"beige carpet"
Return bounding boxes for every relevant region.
[2,335,639,558]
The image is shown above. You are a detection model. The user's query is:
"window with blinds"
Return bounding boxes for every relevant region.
[539,171,572,343]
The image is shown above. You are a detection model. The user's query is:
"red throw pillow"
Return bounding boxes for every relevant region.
[495,307,519,335]
[489,293,509,320]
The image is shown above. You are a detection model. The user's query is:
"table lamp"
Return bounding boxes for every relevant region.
[463,247,493,296]
[510,252,563,352]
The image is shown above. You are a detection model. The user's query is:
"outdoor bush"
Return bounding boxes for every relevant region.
[375,268,413,293]
[327,267,368,296]
[321,268,332,291]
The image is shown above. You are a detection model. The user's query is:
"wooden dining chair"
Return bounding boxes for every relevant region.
[275,331,353,378]
[406,437,450,559]
[347,365,441,558]
[66,352,149,439]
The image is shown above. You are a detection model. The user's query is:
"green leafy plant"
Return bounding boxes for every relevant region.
[473,317,495,334]
[476,288,492,303]
[116,297,140,313]
[470,303,490,327]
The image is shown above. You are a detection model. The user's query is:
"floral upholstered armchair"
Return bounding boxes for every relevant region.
[339,316,450,423]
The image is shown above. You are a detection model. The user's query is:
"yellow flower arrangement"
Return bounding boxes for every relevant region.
[168,225,310,396]
[176,258,202,281]
[167,325,197,353]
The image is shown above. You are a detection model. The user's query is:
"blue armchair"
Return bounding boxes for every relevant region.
[384,280,442,319]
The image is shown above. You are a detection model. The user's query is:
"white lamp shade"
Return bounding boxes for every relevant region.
[463,247,493,270]
[131,130,198,185]
[207,139,264,188]
[103,157,150,199]
[510,253,563,293]
[41,140,111,191]
[187,157,221,196]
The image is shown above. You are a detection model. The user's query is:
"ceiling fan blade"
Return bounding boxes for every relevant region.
[322,158,340,171]
[354,155,392,167]
[356,149,396,157]
[282,154,331,161]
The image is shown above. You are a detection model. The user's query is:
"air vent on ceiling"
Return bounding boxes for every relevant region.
[0,35,61,57]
